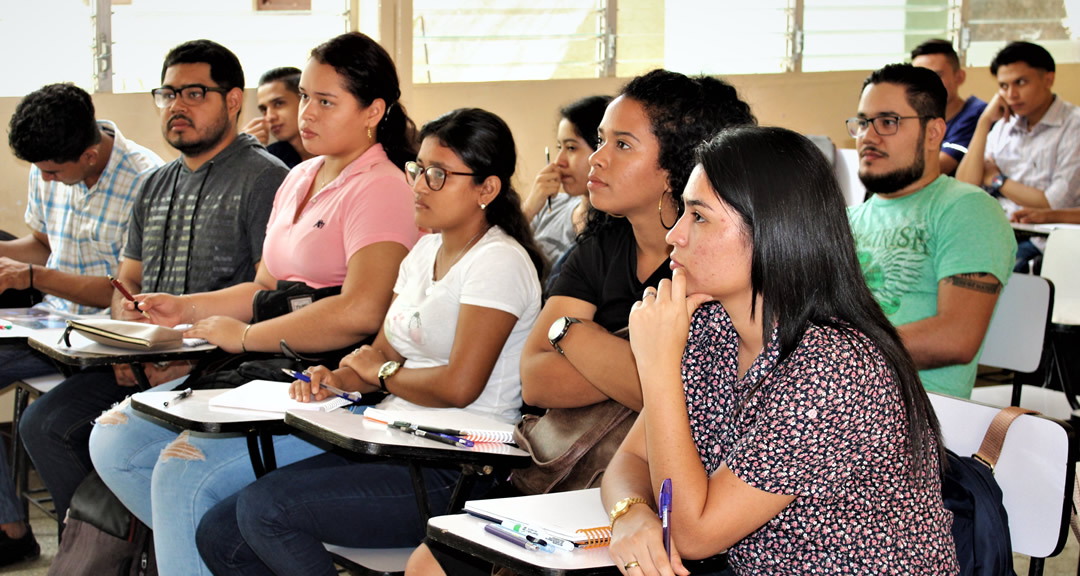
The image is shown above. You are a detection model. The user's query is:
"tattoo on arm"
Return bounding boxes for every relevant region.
[945,273,1002,295]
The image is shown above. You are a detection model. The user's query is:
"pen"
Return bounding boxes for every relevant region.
[660,478,672,560]
[484,523,553,553]
[392,420,475,447]
[280,369,362,403]
[163,388,193,408]
[0,321,12,330]
[108,274,151,319]
[501,521,575,550]
[388,423,471,448]
[545,147,553,214]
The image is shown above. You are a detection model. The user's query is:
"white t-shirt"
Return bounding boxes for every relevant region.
[375,226,541,423]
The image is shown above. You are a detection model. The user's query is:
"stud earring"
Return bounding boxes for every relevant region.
[480,203,487,210]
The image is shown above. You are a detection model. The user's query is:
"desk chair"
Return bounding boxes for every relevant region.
[1036,230,1080,413]
[930,393,1077,575]
[11,373,65,529]
[971,274,1058,408]
[834,149,867,206]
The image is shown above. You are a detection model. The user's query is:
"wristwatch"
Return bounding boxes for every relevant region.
[547,316,581,355]
[609,497,651,526]
[377,360,401,392]
[987,173,1008,197]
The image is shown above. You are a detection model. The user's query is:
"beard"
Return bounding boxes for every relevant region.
[165,105,230,157]
[858,131,926,194]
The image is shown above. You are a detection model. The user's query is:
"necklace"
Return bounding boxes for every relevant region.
[430,227,489,288]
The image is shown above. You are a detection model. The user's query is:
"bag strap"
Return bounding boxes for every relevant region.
[972,405,1038,471]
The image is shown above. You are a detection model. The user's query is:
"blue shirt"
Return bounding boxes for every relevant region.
[942,96,987,162]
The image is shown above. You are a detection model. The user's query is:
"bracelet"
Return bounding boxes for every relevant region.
[241,324,252,353]
[27,263,33,289]
[185,295,197,324]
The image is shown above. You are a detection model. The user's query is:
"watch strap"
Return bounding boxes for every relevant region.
[609,496,650,526]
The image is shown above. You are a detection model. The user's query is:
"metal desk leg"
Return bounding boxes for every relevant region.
[131,362,152,392]
[245,434,267,478]
[445,465,482,515]
[408,461,431,524]
[258,430,277,472]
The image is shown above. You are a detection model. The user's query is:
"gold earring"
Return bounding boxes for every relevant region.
[367,127,373,141]
[659,191,675,230]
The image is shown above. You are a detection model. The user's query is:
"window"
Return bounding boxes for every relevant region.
[965,0,1080,68]
[0,0,93,97]
[658,1,791,76]
[412,1,605,84]
[109,0,350,93]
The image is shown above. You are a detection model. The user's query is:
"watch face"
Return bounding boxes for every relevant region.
[548,317,567,342]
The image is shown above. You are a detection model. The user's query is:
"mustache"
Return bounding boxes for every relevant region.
[168,114,194,127]
[859,145,887,158]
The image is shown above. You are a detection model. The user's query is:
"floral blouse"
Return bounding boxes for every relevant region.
[681,302,958,575]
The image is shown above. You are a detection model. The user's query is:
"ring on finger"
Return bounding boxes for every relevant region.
[625,560,640,570]
[642,289,657,299]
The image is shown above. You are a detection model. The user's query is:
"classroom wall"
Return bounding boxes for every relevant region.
[2,63,1079,236]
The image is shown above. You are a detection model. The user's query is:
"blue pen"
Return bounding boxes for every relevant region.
[281,369,362,403]
[660,478,672,560]
[393,421,475,447]
[485,523,554,553]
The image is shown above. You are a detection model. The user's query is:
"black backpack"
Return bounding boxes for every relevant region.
[941,406,1033,576]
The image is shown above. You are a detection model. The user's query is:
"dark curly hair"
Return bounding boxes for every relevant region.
[582,69,756,239]
[419,108,547,282]
[9,83,102,164]
[311,32,418,171]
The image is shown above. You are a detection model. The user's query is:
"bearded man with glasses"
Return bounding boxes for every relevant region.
[845,63,1015,399]
[19,39,288,526]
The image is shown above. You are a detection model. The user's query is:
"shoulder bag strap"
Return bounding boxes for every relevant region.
[973,405,1039,471]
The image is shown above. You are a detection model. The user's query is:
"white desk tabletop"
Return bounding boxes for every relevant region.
[132,389,283,433]
[29,331,216,368]
[428,514,616,576]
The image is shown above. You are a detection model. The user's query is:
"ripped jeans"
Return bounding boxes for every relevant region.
[88,399,324,576]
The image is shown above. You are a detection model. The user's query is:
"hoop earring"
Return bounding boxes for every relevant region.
[659,192,676,230]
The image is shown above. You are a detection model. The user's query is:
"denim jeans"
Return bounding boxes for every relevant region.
[89,401,324,576]
[196,451,485,576]
[18,368,140,523]
[0,345,59,524]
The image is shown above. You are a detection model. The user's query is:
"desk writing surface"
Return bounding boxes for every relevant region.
[284,409,530,466]
[28,331,216,368]
[0,307,82,342]
[428,514,616,576]
[1011,222,1080,236]
[132,389,283,434]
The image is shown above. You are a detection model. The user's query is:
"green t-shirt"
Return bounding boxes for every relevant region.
[847,175,1017,397]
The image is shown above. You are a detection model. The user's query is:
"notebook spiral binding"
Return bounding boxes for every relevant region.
[575,526,612,548]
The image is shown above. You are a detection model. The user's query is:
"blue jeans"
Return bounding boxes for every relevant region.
[196,451,481,576]
[18,368,136,523]
[1014,239,1043,273]
[0,345,58,524]
[89,402,324,576]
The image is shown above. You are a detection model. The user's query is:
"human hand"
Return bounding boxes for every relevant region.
[609,506,689,576]
[1012,208,1052,224]
[242,117,269,145]
[290,365,336,403]
[0,257,30,293]
[340,345,388,387]
[112,361,193,388]
[183,316,249,353]
[629,270,713,384]
[522,162,562,218]
[982,158,1001,188]
[983,93,1012,125]
[132,293,187,326]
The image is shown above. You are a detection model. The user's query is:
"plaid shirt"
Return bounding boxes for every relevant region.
[25,120,164,314]
[987,95,1080,210]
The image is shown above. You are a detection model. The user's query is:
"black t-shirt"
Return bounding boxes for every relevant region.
[267,141,303,169]
[549,223,670,332]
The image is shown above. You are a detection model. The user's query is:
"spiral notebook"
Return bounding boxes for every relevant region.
[363,407,515,444]
[208,380,352,414]
[464,488,612,547]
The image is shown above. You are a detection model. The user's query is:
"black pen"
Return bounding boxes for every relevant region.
[392,421,474,446]
[388,423,469,447]
[163,387,193,408]
[545,147,553,214]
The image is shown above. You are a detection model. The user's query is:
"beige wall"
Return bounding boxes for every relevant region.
[2,64,1079,235]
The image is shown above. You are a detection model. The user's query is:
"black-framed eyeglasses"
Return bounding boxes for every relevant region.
[151,84,229,109]
[405,161,476,192]
[845,115,931,138]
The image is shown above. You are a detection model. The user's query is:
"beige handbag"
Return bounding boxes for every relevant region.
[62,319,184,351]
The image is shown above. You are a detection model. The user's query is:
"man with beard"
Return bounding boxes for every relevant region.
[19,39,288,524]
[846,64,1015,398]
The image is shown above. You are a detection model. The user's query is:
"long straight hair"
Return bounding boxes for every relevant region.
[697,125,943,472]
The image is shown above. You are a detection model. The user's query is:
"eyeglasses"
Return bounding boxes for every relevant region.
[151,84,229,109]
[845,115,930,138]
[405,161,476,191]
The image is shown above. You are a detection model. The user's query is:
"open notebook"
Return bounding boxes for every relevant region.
[464,488,612,547]
[364,407,515,444]
[208,380,352,414]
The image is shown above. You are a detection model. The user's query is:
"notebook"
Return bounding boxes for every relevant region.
[464,488,612,547]
[363,407,515,444]
[208,380,352,415]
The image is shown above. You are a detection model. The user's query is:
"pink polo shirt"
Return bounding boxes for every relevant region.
[262,144,419,288]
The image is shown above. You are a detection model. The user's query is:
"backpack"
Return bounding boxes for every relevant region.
[941,405,1033,576]
[48,471,156,576]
